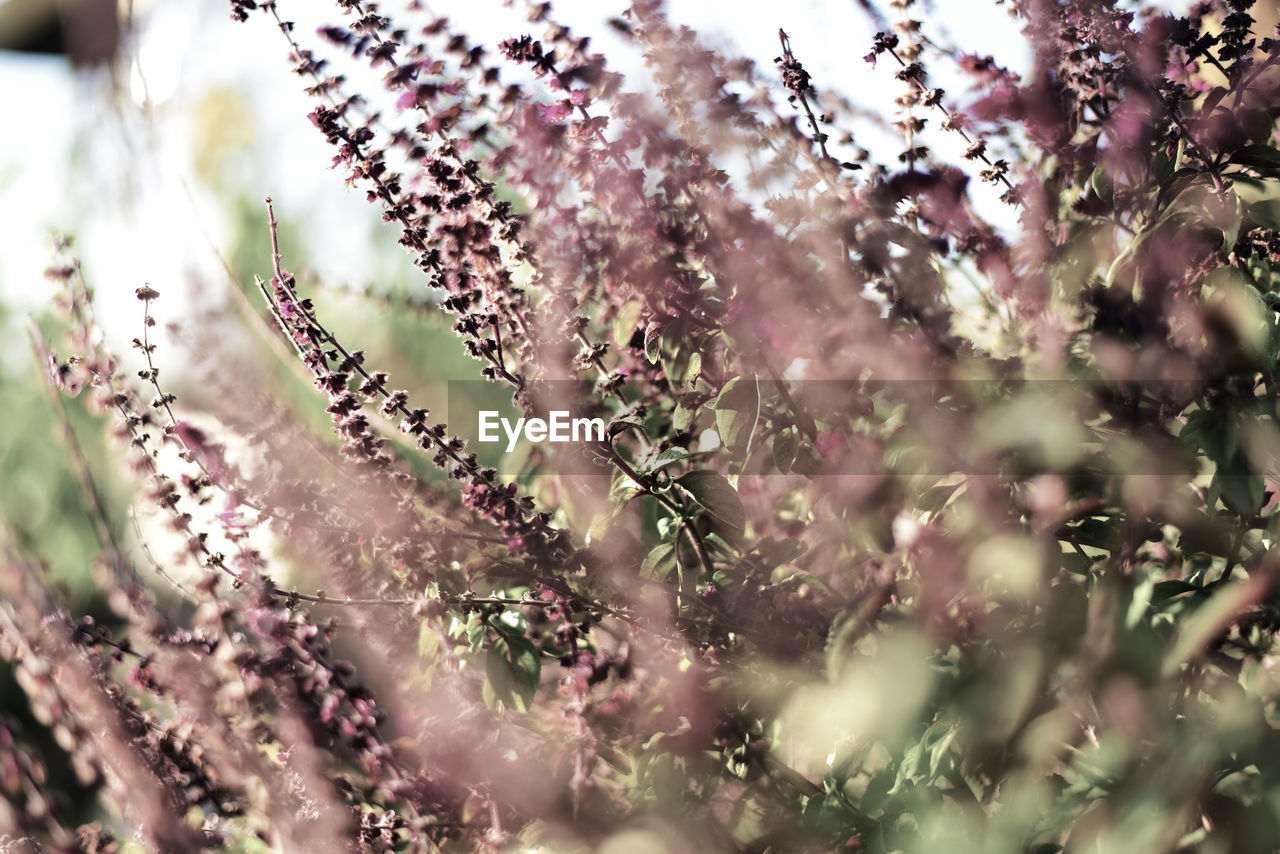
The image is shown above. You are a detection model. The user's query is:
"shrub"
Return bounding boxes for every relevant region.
[4,0,1280,851]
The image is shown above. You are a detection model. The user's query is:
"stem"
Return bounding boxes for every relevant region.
[779,31,833,164]
[28,324,137,590]
[884,45,1023,205]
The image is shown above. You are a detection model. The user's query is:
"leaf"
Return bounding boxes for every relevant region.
[860,769,896,814]
[486,634,541,713]
[1061,517,1117,550]
[685,352,703,389]
[713,377,759,455]
[1248,200,1280,230]
[610,476,643,507]
[678,470,746,531]
[640,543,678,580]
[661,320,685,364]
[772,427,798,473]
[1177,514,1235,557]
[1201,86,1228,114]
[1187,403,1265,515]
[589,479,643,542]
[643,325,662,364]
[1153,146,1173,184]
[1179,409,1212,450]
[1216,471,1265,516]
[916,482,962,516]
[673,403,696,433]
[704,531,740,557]
[1125,575,1155,629]
[587,512,612,543]
[647,446,690,474]
[613,301,643,349]
[1089,165,1113,205]
[608,415,646,438]
[791,442,823,475]
[759,537,805,566]
[1183,404,1235,467]
[1150,579,1203,605]
[1229,144,1280,177]
[1240,109,1274,145]
[924,721,955,781]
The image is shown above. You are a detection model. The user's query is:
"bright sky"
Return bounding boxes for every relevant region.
[0,0,1044,373]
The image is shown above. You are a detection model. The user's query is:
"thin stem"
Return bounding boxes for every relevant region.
[128,507,198,604]
[28,323,138,590]
[883,45,1023,205]
[779,31,833,164]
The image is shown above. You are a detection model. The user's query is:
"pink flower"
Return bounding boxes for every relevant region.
[535,101,571,125]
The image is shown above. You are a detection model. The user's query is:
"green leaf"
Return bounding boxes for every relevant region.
[647,446,690,474]
[661,320,686,364]
[486,634,541,713]
[791,442,823,475]
[1062,517,1117,551]
[678,470,747,531]
[608,415,646,438]
[861,769,895,815]
[924,721,955,781]
[1187,403,1266,515]
[1179,409,1212,451]
[1229,144,1280,177]
[1216,471,1265,516]
[916,482,962,516]
[758,537,805,566]
[1089,165,1113,206]
[685,352,703,389]
[610,476,643,507]
[640,543,678,580]
[613,301,643,349]
[589,479,643,541]
[704,531,740,557]
[1240,109,1274,145]
[673,403,696,433]
[644,324,662,364]
[587,512,612,543]
[713,376,760,455]
[1177,515,1235,557]
[1153,146,1173,184]
[772,427,798,473]
[1150,579,1203,605]
[1248,200,1280,230]
[1125,575,1156,629]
